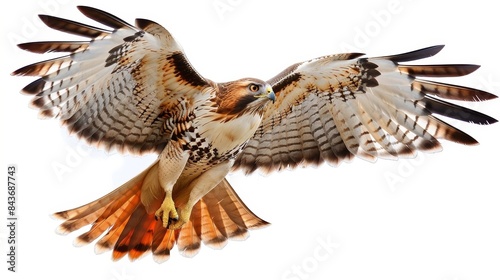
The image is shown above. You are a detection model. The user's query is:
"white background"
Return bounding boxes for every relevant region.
[2,0,500,280]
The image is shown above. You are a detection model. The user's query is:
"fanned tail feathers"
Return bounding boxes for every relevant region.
[13,4,497,262]
[53,161,268,262]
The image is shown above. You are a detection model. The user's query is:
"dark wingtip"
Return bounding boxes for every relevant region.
[481,91,498,101]
[38,14,49,21]
[450,131,479,146]
[16,42,46,54]
[76,5,91,11]
[11,64,32,77]
[17,42,30,51]
[37,14,53,26]
[77,5,133,29]
[424,96,498,125]
[135,18,162,30]
[76,5,102,16]
[76,6,100,19]
[430,44,445,53]
[464,64,481,74]
[384,45,446,62]
[485,116,498,124]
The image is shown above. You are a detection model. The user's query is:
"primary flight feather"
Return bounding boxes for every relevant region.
[12,6,497,262]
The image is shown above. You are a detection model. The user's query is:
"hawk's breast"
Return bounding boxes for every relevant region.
[192,112,262,160]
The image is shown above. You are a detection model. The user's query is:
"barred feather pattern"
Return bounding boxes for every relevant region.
[12,6,212,154]
[12,6,497,263]
[13,6,273,262]
[233,46,497,173]
[53,170,268,263]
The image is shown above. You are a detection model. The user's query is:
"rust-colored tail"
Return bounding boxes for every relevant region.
[53,161,268,263]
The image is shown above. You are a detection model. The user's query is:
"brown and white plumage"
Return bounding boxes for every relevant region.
[12,6,496,262]
[13,6,273,262]
[15,7,210,154]
[233,46,497,173]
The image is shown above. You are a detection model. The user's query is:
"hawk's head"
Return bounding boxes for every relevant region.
[216,78,275,118]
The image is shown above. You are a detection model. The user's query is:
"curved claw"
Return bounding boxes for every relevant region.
[155,195,178,228]
[167,206,192,229]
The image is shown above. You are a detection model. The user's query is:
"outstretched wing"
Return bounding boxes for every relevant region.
[233,46,497,174]
[12,6,211,154]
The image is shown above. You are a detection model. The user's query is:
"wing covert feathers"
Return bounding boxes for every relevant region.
[12,6,210,155]
[53,161,267,262]
[233,45,497,174]
[13,6,497,261]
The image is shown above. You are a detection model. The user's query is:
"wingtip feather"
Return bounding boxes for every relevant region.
[384,45,445,62]
[77,5,134,30]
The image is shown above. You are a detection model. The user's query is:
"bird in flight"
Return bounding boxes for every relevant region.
[12,6,497,262]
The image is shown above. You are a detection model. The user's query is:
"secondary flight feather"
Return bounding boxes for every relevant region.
[12,6,497,262]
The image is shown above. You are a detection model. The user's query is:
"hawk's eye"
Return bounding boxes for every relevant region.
[248,84,260,92]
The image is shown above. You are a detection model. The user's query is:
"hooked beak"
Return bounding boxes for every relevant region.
[256,85,276,103]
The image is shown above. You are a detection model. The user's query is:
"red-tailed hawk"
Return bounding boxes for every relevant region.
[12,6,497,263]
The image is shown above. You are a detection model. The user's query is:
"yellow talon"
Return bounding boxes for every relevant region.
[167,206,192,229]
[155,195,178,228]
